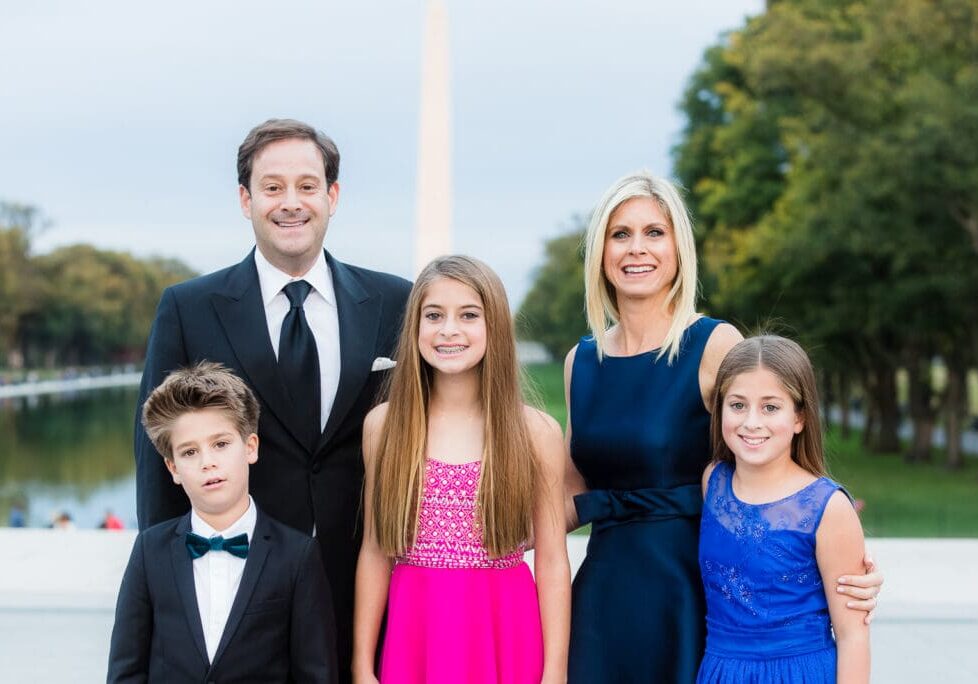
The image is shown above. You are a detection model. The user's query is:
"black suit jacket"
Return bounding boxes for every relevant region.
[107,508,337,683]
[134,249,411,679]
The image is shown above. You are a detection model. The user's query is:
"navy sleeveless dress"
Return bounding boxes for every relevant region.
[697,462,845,683]
[568,316,721,683]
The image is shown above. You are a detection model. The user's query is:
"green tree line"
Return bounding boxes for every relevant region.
[0,203,195,369]
[519,0,978,468]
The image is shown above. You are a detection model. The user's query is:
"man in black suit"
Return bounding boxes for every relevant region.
[111,362,336,682]
[134,119,411,681]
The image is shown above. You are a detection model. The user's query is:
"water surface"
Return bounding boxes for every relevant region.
[0,387,138,528]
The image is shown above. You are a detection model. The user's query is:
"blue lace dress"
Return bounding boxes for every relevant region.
[697,462,847,683]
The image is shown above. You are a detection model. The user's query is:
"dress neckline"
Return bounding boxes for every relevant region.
[600,315,706,359]
[427,456,481,467]
[724,462,825,508]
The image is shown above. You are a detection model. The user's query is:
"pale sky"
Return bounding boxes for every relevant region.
[1,0,763,306]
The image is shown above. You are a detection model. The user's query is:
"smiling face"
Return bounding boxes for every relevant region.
[239,137,339,277]
[602,196,678,304]
[165,408,258,530]
[721,367,805,471]
[417,277,488,377]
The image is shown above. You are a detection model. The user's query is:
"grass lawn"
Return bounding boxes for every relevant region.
[523,362,978,538]
[824,428,978,537]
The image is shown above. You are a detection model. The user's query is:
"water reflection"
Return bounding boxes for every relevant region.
[0,387,138,528]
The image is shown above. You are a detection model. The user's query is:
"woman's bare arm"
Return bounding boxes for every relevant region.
[698,322,743,410]
[527,406,572,684]
[563,345,588,531]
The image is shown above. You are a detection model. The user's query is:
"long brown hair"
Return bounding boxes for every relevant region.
[710,335,826,476]
[372,255,538,557]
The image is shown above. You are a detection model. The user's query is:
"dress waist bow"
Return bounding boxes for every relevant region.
[574,483,702,532]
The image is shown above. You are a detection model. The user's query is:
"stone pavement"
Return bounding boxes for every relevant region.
[0,530,974,682]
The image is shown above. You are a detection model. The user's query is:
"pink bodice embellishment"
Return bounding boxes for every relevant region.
[398,459,525,569]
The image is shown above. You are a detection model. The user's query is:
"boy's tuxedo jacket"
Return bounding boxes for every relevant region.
[133,249,411,678]
[107,508,337,683]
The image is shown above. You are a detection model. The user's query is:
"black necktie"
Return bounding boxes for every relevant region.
[279,280,321,450]
[185,532,249,559]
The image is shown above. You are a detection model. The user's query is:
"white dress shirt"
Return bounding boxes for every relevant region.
[254,248,341,431]
[190,497,257,663]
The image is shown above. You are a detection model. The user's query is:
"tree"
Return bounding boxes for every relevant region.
[19,246,196,367]
[517,222,588,360]
[740,0,978,458]
[0,200,198,369]
[0,203,46,366]
[673,0,978,459]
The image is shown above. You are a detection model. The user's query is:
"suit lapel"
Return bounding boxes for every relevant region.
[320,252,381,450]
[170,514,209,666]
[211,251,309,450]
[208,510,273,673]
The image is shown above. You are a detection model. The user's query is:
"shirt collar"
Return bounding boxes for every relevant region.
[191,495,257,540]
[254,247,335,307]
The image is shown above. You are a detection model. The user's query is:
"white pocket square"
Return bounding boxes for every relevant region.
[371,357,396,371]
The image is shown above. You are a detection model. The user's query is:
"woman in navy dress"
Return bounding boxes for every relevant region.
[563,172,882,683]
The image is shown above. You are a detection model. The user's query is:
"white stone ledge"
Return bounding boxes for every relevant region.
[1,530,975,623]
[0,372,141,399]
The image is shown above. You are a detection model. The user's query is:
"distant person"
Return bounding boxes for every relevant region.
[353,257,570,683]
[563,172,882,682]
[109,362,337,683]
[698,336,869,683]
[51,511,75,530]
[133,118,411,680]
[8,503,26,528]
[99,509,124,530]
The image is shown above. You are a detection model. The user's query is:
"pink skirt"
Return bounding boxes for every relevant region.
[380,562,544,683]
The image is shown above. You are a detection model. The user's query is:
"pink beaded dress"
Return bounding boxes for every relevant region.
[379,458,544,683]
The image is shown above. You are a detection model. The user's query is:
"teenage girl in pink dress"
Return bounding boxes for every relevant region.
[352,255,570,684]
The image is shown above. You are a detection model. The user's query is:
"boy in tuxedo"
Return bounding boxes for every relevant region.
[108,362,337,683]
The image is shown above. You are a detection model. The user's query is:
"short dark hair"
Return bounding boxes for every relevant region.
[237,118,340,190]
[141,362,260,461]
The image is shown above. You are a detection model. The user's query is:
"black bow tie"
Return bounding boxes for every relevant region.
[185,532,249,559]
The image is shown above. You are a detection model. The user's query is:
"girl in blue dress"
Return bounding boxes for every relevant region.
[698,336,870,683]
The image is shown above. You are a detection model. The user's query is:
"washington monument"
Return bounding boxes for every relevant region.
[414,0,453,274]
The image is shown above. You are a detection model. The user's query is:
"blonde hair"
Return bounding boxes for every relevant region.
[372,256,538,557]
[583,171,699,363]
[710,336,827,477]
